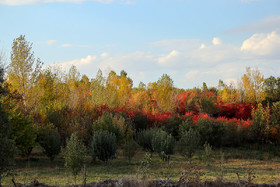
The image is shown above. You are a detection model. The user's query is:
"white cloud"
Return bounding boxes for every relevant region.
[61,43,73,48]
[200,44,206,49]
[50,33,280,88]
[55,55,97,70]
[212,37,222,45]
[158,50,180,66]
[46,40,57,46]
[0,0,135,5]
[241,31,280,56]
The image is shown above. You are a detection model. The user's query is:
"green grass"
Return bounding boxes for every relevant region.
[2,146,280,186]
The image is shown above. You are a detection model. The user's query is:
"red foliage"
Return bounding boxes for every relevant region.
[218,103,254,120]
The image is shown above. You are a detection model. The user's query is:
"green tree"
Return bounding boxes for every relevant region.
[152,129,175,167]
[250,103,270,144]
[177,129,201,161]
[63,133,87,185]
[9,109,37,157]
[90,131,117,164]
[37,124,61,161]
[7,35,42,108]
[263,76,280,104]
[0,104,16,186]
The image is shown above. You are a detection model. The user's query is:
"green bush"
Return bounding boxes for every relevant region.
[196,118,225,147]
[92,112,134,144]
[177,128,201,159]
[90,131,117,164]
[152,129,175,162]
[123,140,138,163]
[250,103,270,144]
[63,133,87,184]
[162,115,184,140]
[178,115,193,139]
[222,121,242,147]
[9,111,37,157]
[0,104,16,186]
[136,128,158,155]
[37,124,61,161]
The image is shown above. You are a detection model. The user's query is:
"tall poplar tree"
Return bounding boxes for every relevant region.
[7,35,42,108]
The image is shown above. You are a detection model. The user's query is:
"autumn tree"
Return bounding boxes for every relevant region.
[155,74,176,112]
[239,67,265,104]
[91,69,106,107]
[117,70,133,107]
[7,35,42,108]
[263,76,280,104]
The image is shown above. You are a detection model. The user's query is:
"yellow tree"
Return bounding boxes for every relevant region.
[240,67,265,103]
[105,71,119,108]
[91,69,106,107]
[155,74,176,112]
[7,35,42,108]
[117,70,133,107]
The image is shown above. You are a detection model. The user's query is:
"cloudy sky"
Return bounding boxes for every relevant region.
[0,0,280,88]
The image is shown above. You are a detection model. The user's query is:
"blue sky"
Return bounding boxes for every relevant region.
[0,0,280,89]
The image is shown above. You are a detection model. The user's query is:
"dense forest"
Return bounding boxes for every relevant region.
[1,35,280,185]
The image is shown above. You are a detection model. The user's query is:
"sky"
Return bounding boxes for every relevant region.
[0,0,280,89]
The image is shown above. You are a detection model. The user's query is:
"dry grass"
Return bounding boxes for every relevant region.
[2,146,280,186]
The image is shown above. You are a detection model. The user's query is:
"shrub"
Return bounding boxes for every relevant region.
[90,131,117,164]
[152,129,175,164]
[250,103,270,144]
[9,111,37,157]
[63,133,87,185]
[123,140,138,163]
[132,111,149,131]
[178,115,193,139]
[270,102,280,143]
[37,124,61,161]
[0,104,16,186]
[221,121,241,147]
[92,112,134,144]
[177,128,201,160]
[136,128,158,155]
[196,118,225,147]
[162,115,184,140]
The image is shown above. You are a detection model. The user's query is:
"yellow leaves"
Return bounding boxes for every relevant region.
[240,67,265,104]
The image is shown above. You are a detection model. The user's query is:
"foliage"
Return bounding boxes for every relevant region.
[240,67,265,103]
[270,101,280,143]
[263,76,280,104]
[90,131,117,163]
[7,35,42,108]
[136,128,158,154]
[37,124,61,161]
[201,142,213,166]
[137,152,152,180]
[63,133,87,184]
[178,115,194,139]
[151,129,175,161]
[196,118,225,147]
[92,112,123,143]
[9,108,37,157]
[0,104,16,185]
[250,103,270,143]
[123,140,138,163]
[177,128,201,159]
[162,115,184,140]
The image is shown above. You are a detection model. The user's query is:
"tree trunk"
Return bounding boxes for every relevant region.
[83,164,86,187]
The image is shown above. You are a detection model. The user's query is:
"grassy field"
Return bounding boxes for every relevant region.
[2,146,280,186]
